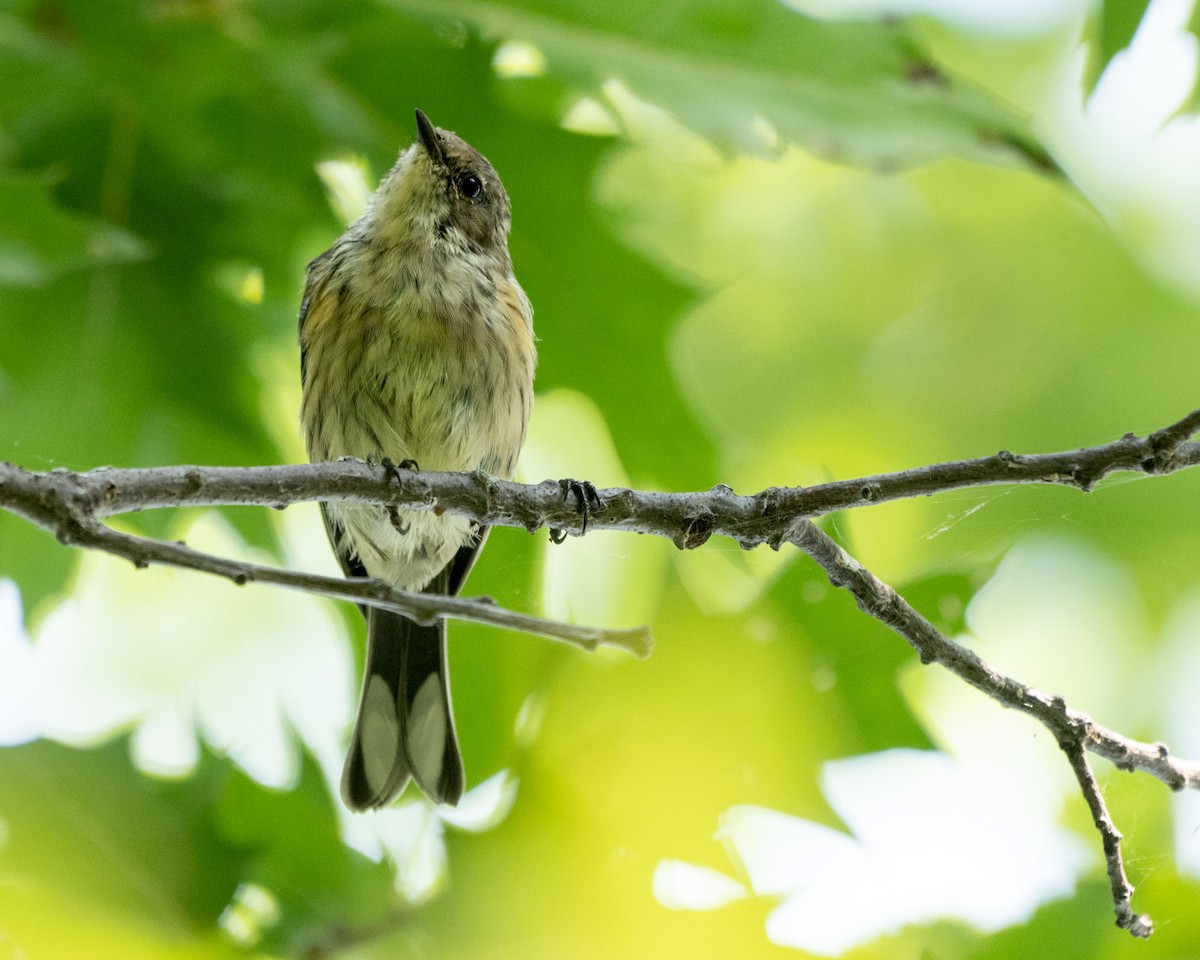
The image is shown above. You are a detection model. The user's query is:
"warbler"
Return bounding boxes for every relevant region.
[299,109,536,810]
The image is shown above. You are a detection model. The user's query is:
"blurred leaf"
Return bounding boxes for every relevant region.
[0,736,401,956]
[215,749,396,955]
[1087,0,1154,93]
[0,738,239,932]
[391,0,1050,170]
[0,518,75,624]
[767,556,937,758]
[0,172,145,286]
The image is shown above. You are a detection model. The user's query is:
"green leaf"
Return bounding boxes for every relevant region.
[1087,0,1154,93]
[770,559,938,757]
[0,738,240,932]
[0,737,401,955]
[389,0,1049,170]
[0,172,145,287]
[214,748,397,955]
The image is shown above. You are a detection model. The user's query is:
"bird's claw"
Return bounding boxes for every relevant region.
[379,457,417,535]
[379,456,419,481]
[548,478,603,543]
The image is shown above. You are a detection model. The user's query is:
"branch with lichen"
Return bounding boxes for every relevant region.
[3,407,1199,935]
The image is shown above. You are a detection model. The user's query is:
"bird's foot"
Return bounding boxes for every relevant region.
[549,479,603,544]
[379,457,419,535]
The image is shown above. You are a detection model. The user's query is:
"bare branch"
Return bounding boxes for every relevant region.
[1,410,1195,551]
[786,517,1185,931]
[1063,740,1153,938]
[0,467,650,659]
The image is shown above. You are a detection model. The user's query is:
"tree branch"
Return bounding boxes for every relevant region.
[788,518,1176,934]
[0,466,650,659]
[3,408,1199,935]
[2,409,1194,551]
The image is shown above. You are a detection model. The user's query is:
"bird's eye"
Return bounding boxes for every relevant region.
[458,175,483,200]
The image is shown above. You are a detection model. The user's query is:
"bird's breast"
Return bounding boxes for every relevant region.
[302,246,534,479]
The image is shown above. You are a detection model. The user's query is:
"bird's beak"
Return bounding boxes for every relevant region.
[415,109,444,165]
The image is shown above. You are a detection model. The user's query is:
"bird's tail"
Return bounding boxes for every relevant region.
[340,577,464,811]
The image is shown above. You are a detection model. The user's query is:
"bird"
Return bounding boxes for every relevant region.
[299,109,536,811]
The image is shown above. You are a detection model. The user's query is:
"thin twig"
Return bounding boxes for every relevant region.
[786,517,1179,932]
[0,479,650,659]
[1062,740,1153,938]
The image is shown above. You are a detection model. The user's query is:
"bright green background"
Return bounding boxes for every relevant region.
[2,0,1200,958]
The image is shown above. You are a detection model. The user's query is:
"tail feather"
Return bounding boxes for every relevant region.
[341,598,464,811]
